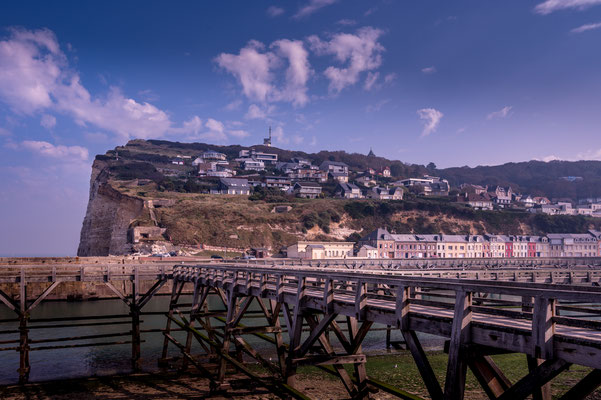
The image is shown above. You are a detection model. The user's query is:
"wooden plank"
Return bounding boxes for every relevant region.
[26,282,61,313]
[532,296,556,359]
[444,290,472,400]
[527,356,551,400]
[137,278,167,309]
[323,278,334,314]
[304,314,357,397]
[0,287,19,314]
[468,355,512,399]
[104,281,130,306]
[293,354,366,366]
[497,359,570,400]
[558,369,601,400]
[297,313,337,357]
[355,281,367,321]
[396,285,410,330]
[402,329,443,400]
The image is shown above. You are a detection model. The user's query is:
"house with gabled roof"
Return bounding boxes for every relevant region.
[291,181,322,198]
[335,182,363,199]
[214,178,250,195]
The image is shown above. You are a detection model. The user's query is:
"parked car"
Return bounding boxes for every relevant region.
[211,255,224,259]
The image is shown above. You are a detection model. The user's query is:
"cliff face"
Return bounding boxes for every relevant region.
[77,160,145,256]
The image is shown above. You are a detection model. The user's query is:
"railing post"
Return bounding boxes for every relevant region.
[354,281,367,321]
[323,277,334,314]
[18,268,29,384]
[396,285,409,330]
[444,290,472,400]
[131,267,141,371]
[532,296,556,360]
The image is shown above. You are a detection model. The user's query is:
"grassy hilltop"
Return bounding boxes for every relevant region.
[82,139,601,254]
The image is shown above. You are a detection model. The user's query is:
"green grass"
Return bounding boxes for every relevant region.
[289,352,596,399]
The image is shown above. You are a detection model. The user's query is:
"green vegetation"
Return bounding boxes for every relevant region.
[109,162,163,181]
[292,352,596,399]
[96,140,601,252]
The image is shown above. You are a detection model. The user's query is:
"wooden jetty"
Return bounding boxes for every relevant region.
[0,260,600,399]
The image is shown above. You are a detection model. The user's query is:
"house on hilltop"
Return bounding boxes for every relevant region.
[334,182,363,199]
[291,181,322,198]
[366,186,403,200]
[213,178,250,195]
[320,161,349,182]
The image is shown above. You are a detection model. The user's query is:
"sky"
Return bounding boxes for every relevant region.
[1,0,601,256]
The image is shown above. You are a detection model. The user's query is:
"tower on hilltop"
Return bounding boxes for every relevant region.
[263,126,272,147]
[367,147,375,157]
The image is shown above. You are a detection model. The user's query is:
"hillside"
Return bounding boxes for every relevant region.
[107,139,601,199]
[77,139,601,256]
[441,161,601,200]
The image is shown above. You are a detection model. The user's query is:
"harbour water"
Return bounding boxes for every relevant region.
[0,294,428,385]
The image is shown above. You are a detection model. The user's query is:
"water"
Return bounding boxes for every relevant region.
[0,294,434,384]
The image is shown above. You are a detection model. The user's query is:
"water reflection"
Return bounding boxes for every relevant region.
[0,294,441,384]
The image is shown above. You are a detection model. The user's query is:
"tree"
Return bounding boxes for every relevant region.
[427,162,437,170]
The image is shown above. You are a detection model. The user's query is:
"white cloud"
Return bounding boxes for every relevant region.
[366,98,390,113]
[417,108,443,137]
[294,0,338,18]
[137,89,159,102]
[21,140,88,161]
[421,66,437,74]
[224,99,242,111]
[384,73,397,84]
[337,19,357,26]
[0,28,61,114]
[245,104,276,120]
[534,0,601,14]
[228,129,250,138]
[308,27,385,94]
[0,127,11,137]
[215,41,275,103]
[182,116,203,135]
[266,6,285,17]
[541,154,562,162]
[292,135,304,144]
[271,39,311,106]
[40,114,56,129]
[576,148,601,160]
[364,7,377,16]
[0,28,200,140]
[216,39,311,107]
[271,125,288,144]
[487,105,513,120]
[364,71,380,91]
[205,118,225,137]
[571,21,601,33]
[310,136,317,146]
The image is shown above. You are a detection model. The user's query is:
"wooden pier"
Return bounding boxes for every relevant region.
[0,259,600,399]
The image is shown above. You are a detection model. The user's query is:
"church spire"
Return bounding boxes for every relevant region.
[368,147,375,157]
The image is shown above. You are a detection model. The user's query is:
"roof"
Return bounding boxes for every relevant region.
[439,234,468,242]
[294,181,321,188]
[320,161,349,168]
[359,228,394,241]
[460,193,492,202]
[359,245,376,249]
[337,182,360,191]
[220,178,249,187]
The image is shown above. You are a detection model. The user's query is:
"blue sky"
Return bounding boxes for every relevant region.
[1,0,601,256]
